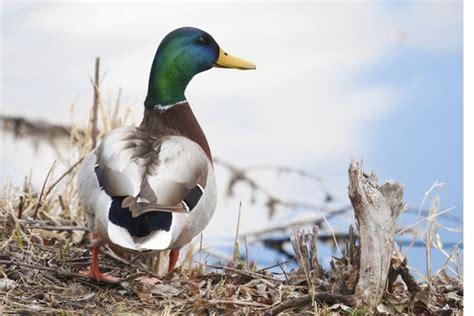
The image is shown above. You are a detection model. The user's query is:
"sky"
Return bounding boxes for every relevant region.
[0,1,463,273]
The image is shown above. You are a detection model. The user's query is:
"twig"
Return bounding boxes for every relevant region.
[45,157,84,196]
[197,299,270,313]
[244,206,351,241]
[277,261,289,281]
[245,164,323,182]
[104,247,132,266]
[397,207,455,235]
[25,224,88,232]
[205,264,278,282]
[244,164,333,200]
[33,160,57,219]
[72,271,147,284]
[17,196,24,219]
[62,256,93,262]
[91,57,101,149]
[214,158,332,218]
[257,258,297,272]
[264,293,356,315]
[208,299,270,308]
[0,260,94,281]
[405,206,462,224]
[0,259,58,272]
[118,272,148,283]
[233,201,242,262]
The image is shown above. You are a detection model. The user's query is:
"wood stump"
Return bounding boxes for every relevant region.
[348,159,405,309]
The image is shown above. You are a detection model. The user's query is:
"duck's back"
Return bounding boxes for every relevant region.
[77,123,216,252]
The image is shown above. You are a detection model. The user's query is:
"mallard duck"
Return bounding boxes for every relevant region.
[77,27,255,282]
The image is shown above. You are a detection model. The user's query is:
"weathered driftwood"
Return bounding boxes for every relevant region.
[348,159,405,309]
[265,160,405,314]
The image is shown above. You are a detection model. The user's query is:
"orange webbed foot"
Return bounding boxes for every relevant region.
[80,237,120,283]
[79,268,120,283]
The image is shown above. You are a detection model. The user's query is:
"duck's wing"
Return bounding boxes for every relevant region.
[96,126,209,218]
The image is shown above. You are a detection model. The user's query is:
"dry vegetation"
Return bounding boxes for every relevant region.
[0,63,463,314]
[0,190,463,314]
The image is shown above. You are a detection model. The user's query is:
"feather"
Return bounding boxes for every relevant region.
[96,126,208,217]
[78,124,215,251]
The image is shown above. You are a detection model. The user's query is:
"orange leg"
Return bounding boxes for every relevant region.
[168,249,180,272]
[80,234,119,282]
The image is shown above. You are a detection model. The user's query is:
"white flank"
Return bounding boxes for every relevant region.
[108,221,173,251]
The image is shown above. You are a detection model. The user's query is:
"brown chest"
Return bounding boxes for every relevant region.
[139,103,212,161]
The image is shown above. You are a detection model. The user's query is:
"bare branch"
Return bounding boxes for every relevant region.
[214,157,332,218]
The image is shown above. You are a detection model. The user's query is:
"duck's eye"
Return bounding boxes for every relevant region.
[196,37,206,45]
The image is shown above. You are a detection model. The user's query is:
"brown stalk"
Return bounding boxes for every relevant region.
[91,57,100,149]
[33,160,57,219]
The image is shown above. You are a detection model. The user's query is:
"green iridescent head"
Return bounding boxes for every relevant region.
[144,27,256,108]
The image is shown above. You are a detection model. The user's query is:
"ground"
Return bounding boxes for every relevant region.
[0,201,463,314]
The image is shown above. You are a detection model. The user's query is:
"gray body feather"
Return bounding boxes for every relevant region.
[77,126,216,251]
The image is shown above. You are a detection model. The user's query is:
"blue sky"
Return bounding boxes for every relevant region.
[1,2,463,274]
[369,50,463,221]
[354,46,463,274]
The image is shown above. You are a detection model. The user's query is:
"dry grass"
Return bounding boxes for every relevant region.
[0,186,464,314]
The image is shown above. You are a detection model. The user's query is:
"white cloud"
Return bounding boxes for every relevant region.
[387,2,462,52]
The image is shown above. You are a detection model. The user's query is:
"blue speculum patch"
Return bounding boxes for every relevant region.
[108,196,173,238]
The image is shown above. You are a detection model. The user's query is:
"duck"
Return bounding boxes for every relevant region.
[77,27,256,282]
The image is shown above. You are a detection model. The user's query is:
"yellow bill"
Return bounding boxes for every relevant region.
[214,48,256,70]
